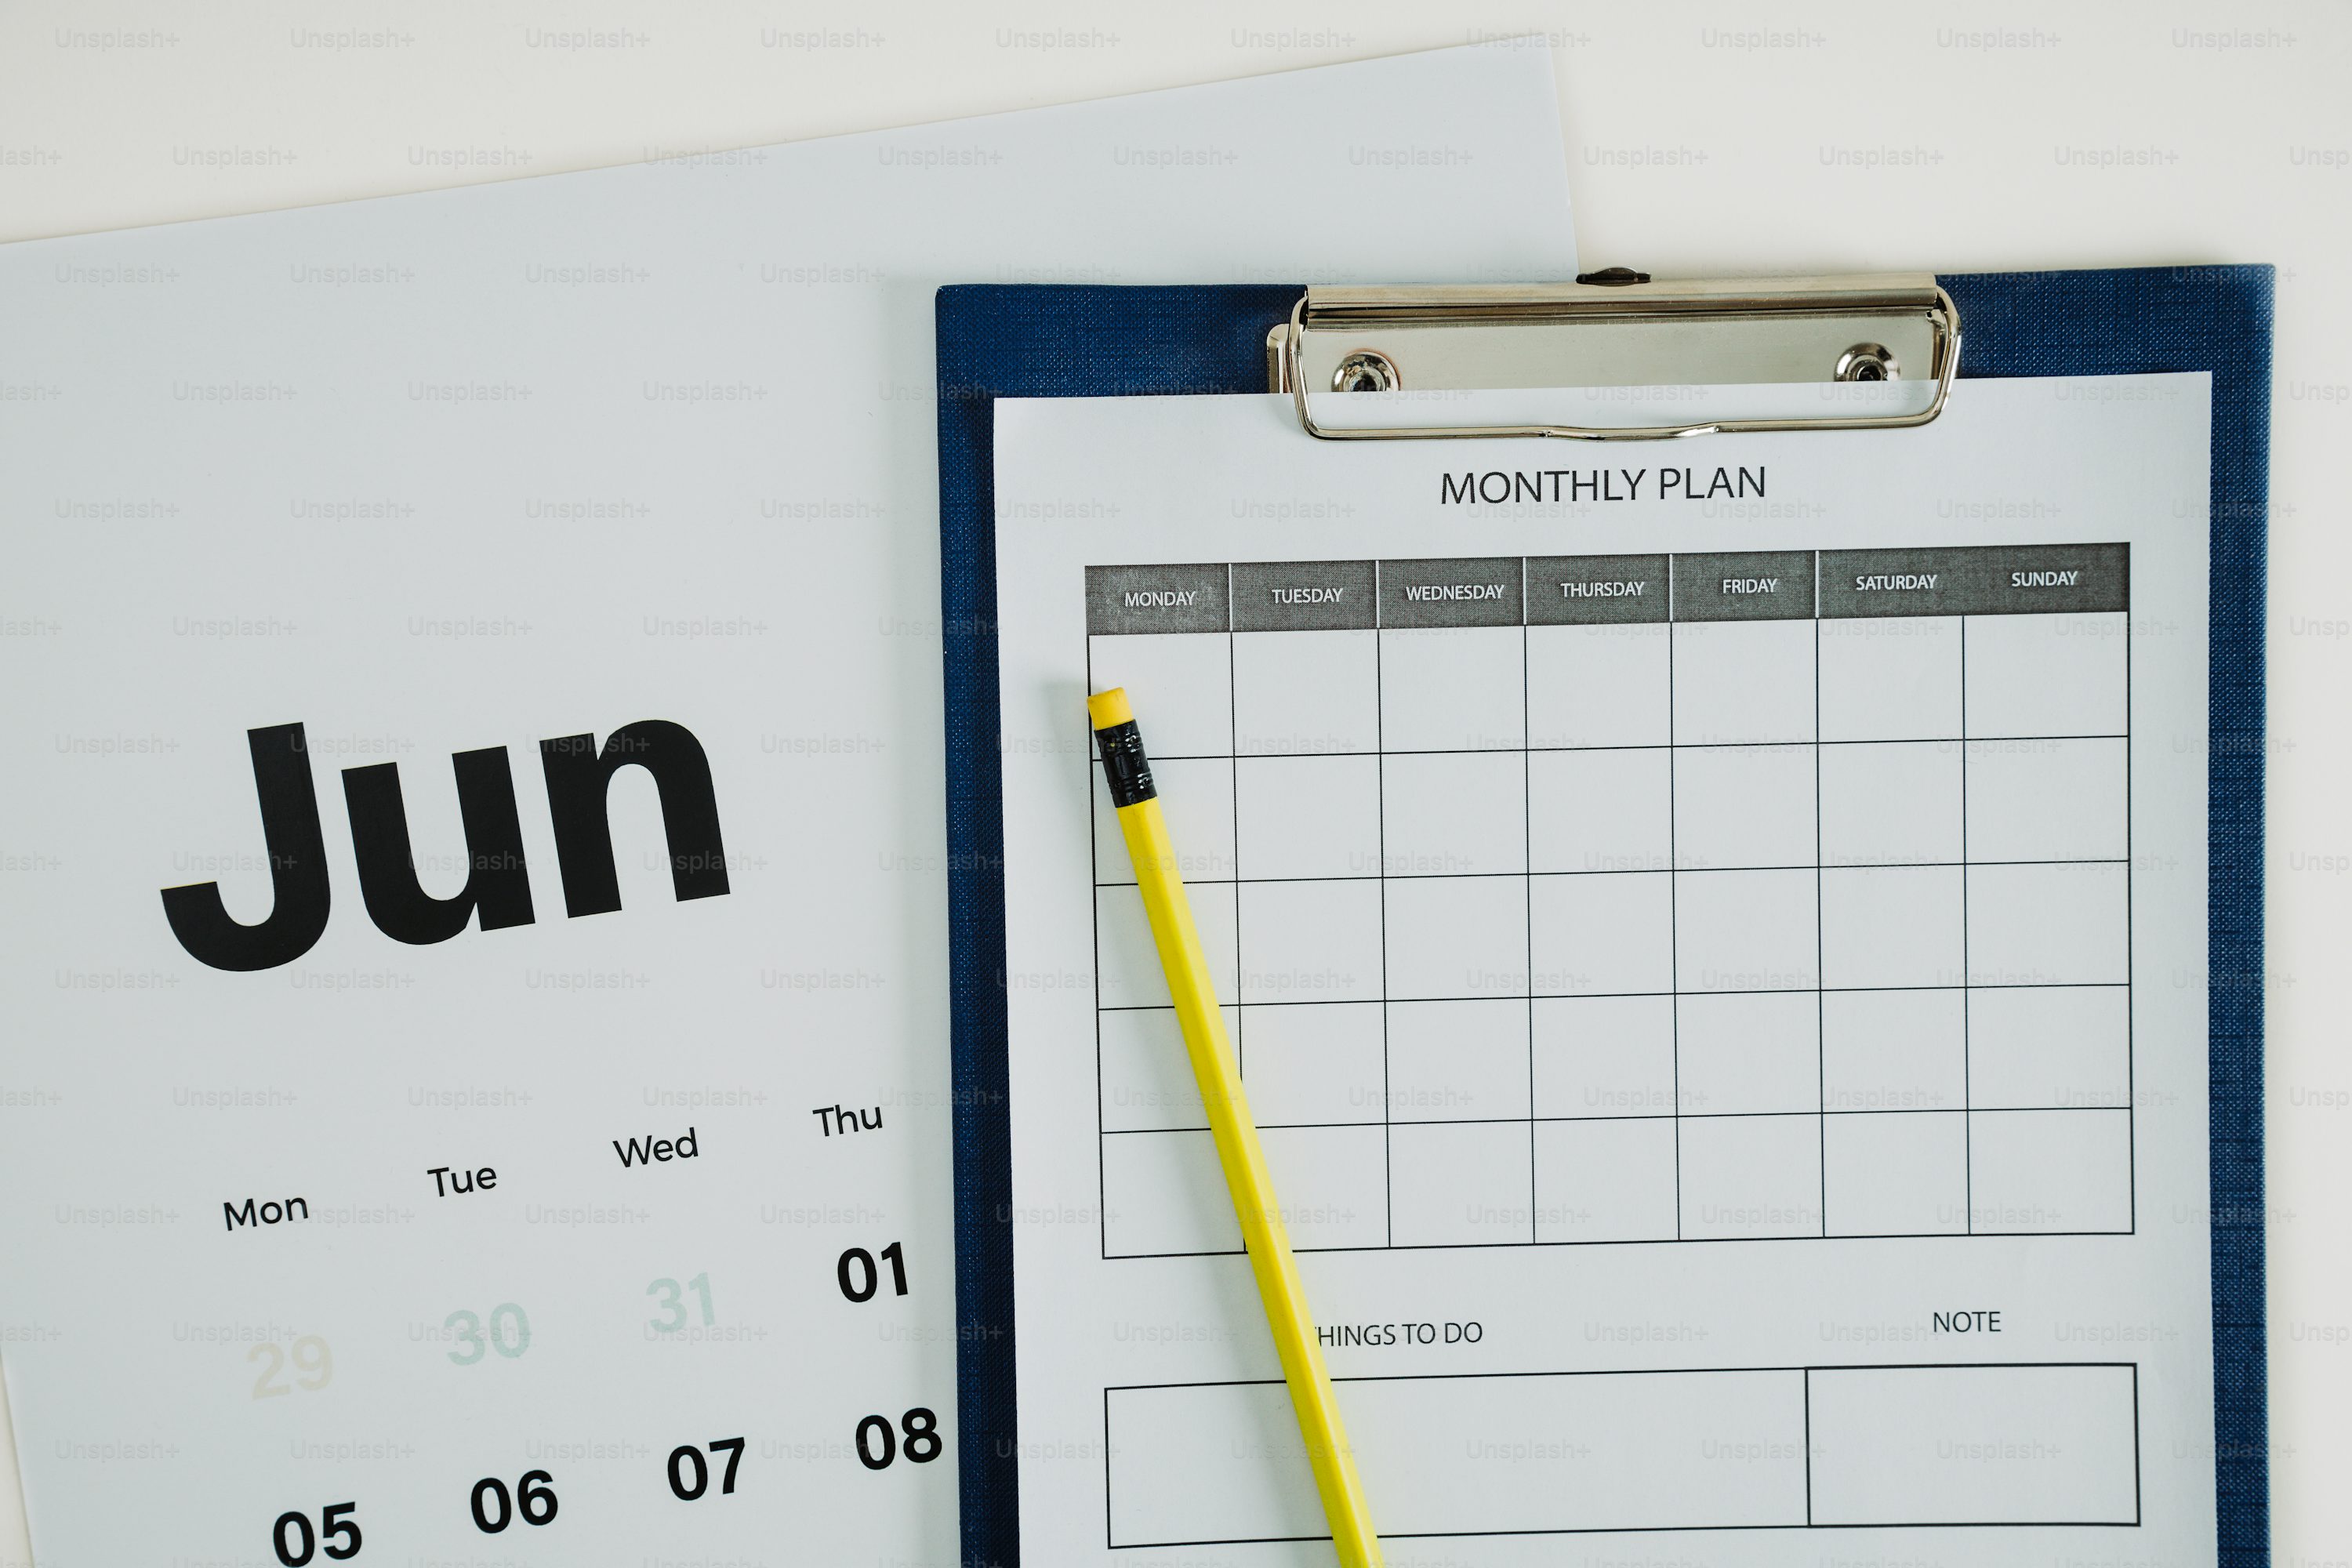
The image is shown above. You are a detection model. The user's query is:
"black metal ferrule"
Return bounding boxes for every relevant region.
[1093,720,1156,808]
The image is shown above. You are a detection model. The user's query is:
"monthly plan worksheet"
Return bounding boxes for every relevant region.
[992,378,2215,1566]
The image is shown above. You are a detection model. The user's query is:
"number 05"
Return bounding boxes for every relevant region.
[270,1501,359,1565]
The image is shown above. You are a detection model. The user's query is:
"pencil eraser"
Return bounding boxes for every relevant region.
[1087,688,1134,729]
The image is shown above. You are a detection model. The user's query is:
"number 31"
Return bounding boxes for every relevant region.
[647,1272,715,1332]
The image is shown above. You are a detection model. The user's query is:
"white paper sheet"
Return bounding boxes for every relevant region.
[0,46,1575,1565]
[993,377,2215,1566]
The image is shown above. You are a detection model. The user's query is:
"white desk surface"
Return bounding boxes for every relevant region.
[2,2,2343,1562]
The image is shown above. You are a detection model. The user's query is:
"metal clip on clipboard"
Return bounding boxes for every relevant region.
[1268,270,1962,442]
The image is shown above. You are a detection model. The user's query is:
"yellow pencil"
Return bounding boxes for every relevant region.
[1087,686,1383,1568]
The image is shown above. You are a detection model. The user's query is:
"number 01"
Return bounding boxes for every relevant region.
[837,1241,909,1302]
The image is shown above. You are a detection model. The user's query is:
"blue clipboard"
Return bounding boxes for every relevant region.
[935,267,2272,1568]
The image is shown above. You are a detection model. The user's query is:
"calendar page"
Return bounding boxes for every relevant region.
[992,377,2215,1566]
[0,46,1582,1566]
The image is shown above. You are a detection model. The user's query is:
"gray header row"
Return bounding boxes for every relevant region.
[1086,546,2129,633]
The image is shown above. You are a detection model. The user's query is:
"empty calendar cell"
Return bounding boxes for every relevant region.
[1388,998,1532,1121]
[1968,985,2131,1109]
[1964,612,2129,738]
[1965,736,2129,862]
[1102,1129,1243,1257]
[1673,743,1818,871]
[1383,750,1527,876]
[1381,626,1526,751]
[1817,615,1963,742]
[1525,622,1671,749]
[1534,1117,1680,1242]
[1675,869,1818,993]
[1527,747,1671,875]
[1823,1110,1969,1236]
[1099,880,1236,1008]
[1969,1109,2132,1232]
[1385,875,1529,1000]
[1089,632,1232,757]
[1820,866,1966,990]
[1679,1113,1824,1239]
[1232,627,1381,756]
[1094,754,1237,884]
[1236,1001,1387,1126]
[1099,1005,1223,1132]
[1236,878,1384,1004]
[1234,753,1381,880]
[1820,989,1967,1113]
[1258,1124,1392,1247]
[1675,992,1820,1117]
[1530,872,1675,996]
[1389,1121,1535,1246]
[1671,621,1817,746]
[1818,741,1964,866]
[1531,994,1677,1120]
[1968,862,2129,985]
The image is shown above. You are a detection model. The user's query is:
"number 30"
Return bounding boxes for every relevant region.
[445,1303,529,1365]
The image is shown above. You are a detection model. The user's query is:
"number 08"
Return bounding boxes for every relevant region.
[855,1407,942,1470]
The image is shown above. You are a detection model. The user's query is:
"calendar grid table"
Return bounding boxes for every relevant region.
[1083,546,2132,1257]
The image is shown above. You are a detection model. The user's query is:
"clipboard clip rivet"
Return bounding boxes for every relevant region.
[1835,343,1900,382]
[1332,350,1399,393]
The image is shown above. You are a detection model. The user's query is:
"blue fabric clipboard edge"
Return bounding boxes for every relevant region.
[934,267,2271,1568]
